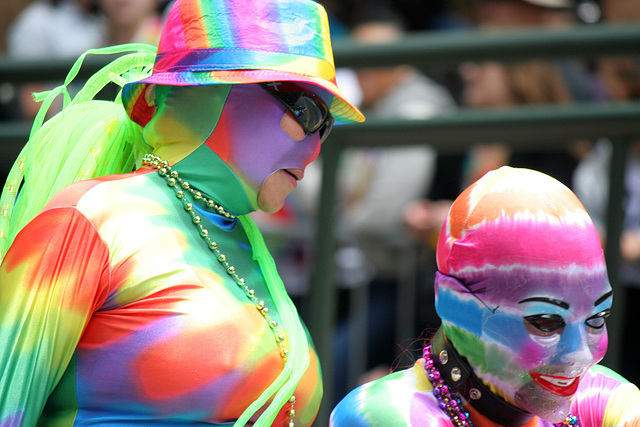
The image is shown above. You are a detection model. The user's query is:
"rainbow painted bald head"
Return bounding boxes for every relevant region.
[434,167,612,422]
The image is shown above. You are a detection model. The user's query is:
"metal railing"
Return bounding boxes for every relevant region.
[1,22,639,426]
[307,23,640,425]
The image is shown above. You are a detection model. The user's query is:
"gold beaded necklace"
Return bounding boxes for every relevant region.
[143,153,296,426]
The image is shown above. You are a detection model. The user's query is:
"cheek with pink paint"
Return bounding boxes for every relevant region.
[204,84,321,194]
[519,340,556,368]
[481,314,559,383]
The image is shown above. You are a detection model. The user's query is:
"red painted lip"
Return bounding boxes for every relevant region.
[530,372,580,396]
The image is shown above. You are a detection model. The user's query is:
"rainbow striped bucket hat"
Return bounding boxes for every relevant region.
[122,0,364,127]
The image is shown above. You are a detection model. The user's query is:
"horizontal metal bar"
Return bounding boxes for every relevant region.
[1,23,639,83]
[0,120,31,141]
[332,22,640,68]
[326,101,640,151]
[0,53,124,83]
[3,101,639,151]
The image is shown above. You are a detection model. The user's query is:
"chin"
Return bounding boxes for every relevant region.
[256,172,295,213]
[260,204,285,214]
[514,380,573,423]
[257,197,287,214]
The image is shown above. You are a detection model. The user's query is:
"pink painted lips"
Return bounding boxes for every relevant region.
[284,169,303,181]
[283,169,303,186]
[530,372,580,396]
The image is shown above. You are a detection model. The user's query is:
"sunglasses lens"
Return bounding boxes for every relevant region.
[291,94,334,142]
[293,95,326,133]
[260,83,334,142]
[318,115,335,143]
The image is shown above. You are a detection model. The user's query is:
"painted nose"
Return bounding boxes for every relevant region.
[555,322,597,371]
[281,111,306,141]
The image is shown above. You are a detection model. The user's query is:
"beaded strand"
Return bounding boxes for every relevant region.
[423,345,474,427]
[554,414,580,427]
[143,153,296,425]
[147,155,239,220]
[422,345,580,427]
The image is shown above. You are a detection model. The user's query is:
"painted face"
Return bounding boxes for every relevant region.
[511,268,611,419]
[204,84,324,210]
[435,167,611,423]
[436,262,611,422]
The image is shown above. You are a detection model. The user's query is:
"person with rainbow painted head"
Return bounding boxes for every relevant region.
[0,0,363,426]
[331,167,640,427]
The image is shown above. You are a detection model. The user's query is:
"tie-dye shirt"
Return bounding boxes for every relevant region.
[0,146,321,426]
[330,359,640,427]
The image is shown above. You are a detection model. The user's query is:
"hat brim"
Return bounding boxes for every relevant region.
[122,69,365,127]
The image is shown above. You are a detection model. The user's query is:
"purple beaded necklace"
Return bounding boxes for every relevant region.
[422,345,580,427]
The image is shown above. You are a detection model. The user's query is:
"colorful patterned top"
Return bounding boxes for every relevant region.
[330,360,640,426]
[0,145,322,426]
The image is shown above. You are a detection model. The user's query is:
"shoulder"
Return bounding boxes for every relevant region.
[330,360,451,427]
[573,365,640,426]
[44,170,152,211]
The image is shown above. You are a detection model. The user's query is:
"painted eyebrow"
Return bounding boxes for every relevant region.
[594,291,613,307]
[518,297,570,309]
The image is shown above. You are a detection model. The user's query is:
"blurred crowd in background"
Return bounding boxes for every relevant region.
[1,0,640,408]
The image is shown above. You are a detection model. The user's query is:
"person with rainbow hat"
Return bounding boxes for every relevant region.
[0,0,363,425]
[331,167,640,426]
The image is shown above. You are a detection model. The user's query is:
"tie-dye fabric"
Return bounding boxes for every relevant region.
[0,145,321,426]
[330,361,640,426]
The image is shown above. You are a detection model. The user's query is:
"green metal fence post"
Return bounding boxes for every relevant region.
[307,137,342,426]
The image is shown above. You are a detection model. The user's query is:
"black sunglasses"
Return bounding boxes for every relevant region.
[259,82,335,143]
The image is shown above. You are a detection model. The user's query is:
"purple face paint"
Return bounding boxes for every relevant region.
[204,84,322,200]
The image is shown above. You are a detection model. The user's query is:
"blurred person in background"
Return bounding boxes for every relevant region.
[6,0,163,120]
[458,59,577,187]
[471,0,600,102]
[7,0,104,119]
[472,0,575,28]
[322,12,457,406]
[572,0,640,387]
[98,0,163,46]
[405,0,593,250]
[405,59,578,250]
[7,0,103,60]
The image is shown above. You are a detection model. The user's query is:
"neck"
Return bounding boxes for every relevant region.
[168,145,255,216]
[429,329,534,427]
